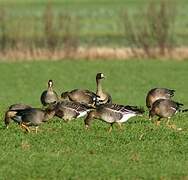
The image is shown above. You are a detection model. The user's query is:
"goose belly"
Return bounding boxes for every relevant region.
[62,112,75,121]
[101,113,116,123]
[45,92,57,103]
[117,114,136,123]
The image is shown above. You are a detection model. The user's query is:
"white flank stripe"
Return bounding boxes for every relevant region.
[118,114,136,123]
[77,111,88,118]
[170,107,177,111]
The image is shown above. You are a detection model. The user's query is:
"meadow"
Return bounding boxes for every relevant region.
[0,60,188,179]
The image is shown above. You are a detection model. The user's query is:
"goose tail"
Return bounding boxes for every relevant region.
[168,89,175,97]
[181,109,188,113]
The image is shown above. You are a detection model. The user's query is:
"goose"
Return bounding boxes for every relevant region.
[149,99,188,128]
[4,105,56,133]
[4,103,32,126]
[40,80,59,107]
[146,88,175,109]
[96,73,112,105]
[84,103,144,132]
[55,100,92,122]
[61,89,99,108]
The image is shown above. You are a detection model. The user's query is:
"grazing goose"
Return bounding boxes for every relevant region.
[40,80,59,107]
[84,103,144,132]
[61,89,99,108]
[96,73,112,105]
[5,105,56,133]
[146,88,175,109]
[4,103,32,126]
[149,99,188,128]
[55,100,92,122]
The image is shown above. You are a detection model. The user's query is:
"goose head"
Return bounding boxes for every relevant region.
[61,91,70,100]
[96,73,105,81]
[48,80,53,88]
[4,111,18,127]
[84,110,100,129]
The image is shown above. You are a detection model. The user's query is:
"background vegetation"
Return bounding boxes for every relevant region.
[0,0,188,57]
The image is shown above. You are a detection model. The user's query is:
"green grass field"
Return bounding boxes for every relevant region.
[0,0,188,46]
[0,60,188,179]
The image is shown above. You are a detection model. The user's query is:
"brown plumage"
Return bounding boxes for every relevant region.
[149,99,187,119]
[146,88,175,109]
[55,100,92,122]
[61,89,99,108]
[4,103,32,127]
[40,80,59,107]
[60,72,112,108]
[149,99,188,128]
[85,103,144,132]
[5,105,56,132]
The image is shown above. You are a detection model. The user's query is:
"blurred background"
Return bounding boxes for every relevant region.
[0,0,187,60]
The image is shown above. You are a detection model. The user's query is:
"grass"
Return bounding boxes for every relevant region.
[1,60,188,179]
[0,0,188,47]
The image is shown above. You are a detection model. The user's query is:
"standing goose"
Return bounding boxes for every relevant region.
[85,103,144,132]
[5,105,56,133]
[61,89,99,108]
[96,73,112,105]
[146,88,175,109]
[55,100,92,122]
[149,99,188,129]
[4,103,32,126]
[40,80,59,107]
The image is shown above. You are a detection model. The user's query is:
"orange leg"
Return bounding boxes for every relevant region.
[108,123,113,133]
[117,122,123,130]
[155,120,161,126]
[35,126,39,134]
[20,123,30,133]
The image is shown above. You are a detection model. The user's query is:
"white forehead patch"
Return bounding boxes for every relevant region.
[48,81,53,86]
[101,73,104,78]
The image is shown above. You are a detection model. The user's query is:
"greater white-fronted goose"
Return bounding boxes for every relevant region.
[5,105,56,133]
[84,103,144,132]
[55,100,92,122]
[149,99,188,128]
[146,88,175,109]
[4,103,32,127]
[61,89,99,108]
[96,73,112,105]
[40,80,59,107]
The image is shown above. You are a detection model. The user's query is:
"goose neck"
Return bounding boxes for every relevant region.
[96,79,103,94]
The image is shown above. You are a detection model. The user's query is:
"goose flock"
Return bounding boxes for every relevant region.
[4,73,188,133]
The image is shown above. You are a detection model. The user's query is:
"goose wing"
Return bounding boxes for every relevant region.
[105,104,144,115]
[55,101,88,119]
[10,109,35,123]
[100,104,143,123]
